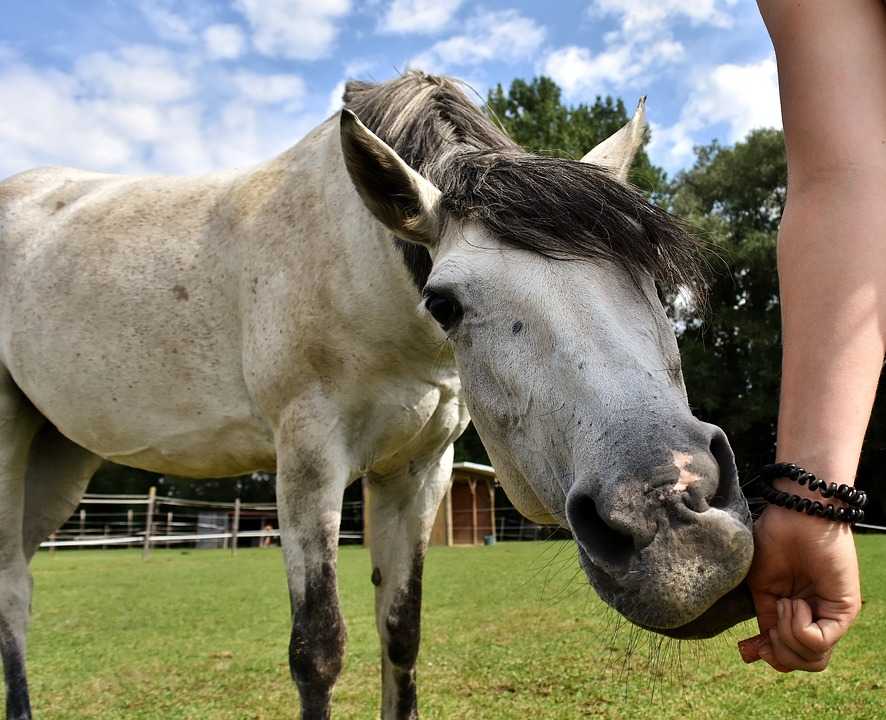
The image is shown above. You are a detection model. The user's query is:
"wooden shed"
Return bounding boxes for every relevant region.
[429,462,496,546]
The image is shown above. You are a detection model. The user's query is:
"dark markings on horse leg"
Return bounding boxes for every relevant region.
[290,560,345,720]
[0,617,31,720]
[385,550,424,719]
[371,567,382,586]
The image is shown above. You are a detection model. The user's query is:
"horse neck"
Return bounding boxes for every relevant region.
[272,115,457,381]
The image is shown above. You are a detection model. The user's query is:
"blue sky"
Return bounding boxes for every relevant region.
[0,1,781,180]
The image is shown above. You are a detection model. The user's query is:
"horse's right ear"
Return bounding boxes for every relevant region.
[340,109,442,247]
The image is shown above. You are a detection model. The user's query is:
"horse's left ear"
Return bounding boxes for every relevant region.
[340,109,441,246]
[580,96,647,183]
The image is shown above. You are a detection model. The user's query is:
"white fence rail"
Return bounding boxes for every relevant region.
[39,488,319,556]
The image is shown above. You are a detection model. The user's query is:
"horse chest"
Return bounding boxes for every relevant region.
[357,375,467,477]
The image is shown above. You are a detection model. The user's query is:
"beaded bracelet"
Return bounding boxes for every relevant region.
[752,463,868,524]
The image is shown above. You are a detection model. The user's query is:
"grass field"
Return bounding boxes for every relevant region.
[25,536,885,719]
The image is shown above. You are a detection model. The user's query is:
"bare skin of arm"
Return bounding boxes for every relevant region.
[742,0,886,672]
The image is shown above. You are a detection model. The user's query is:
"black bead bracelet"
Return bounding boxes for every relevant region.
[752,463,868,524]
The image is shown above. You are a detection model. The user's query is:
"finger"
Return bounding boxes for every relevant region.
[757,638,792,673]
[768,628,830,672]
[791,599,850,656]
[776,598,822,662]
[751,591,779,637]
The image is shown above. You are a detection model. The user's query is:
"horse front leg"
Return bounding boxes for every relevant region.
[366,447,454,720]
[0,374,42,720]
[276,430,350,720]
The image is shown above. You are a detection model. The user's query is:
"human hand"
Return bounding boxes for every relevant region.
[737,502,861,672]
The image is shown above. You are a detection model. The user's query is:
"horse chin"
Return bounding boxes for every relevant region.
[637,582,756,639]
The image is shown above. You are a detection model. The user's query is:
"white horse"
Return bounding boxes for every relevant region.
[0,73,753,720]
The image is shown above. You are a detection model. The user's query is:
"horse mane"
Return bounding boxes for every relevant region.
[343,71,704,296]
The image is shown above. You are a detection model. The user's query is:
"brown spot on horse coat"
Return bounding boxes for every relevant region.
[172,285,189,301]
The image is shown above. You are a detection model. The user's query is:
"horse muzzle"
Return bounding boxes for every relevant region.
[565,423,755,632]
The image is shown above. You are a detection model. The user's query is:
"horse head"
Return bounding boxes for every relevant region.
[340,98,755,639]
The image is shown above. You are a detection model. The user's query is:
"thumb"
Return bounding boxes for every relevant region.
[737,590,779,663]
[738,633,767,663]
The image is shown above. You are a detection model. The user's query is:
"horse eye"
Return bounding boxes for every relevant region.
[424,292,462,331]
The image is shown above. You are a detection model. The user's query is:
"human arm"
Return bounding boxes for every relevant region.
[743,0,886,672]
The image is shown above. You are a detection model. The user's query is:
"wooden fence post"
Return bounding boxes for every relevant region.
[127,509,134,538]
[488,482,496,541]
[445,487,453,547]
[103,525,110,550]
[143,486,156,559]
[231,498,241,555]
[362,478,371,548]
[470,479,478,545]
[166,512,173,549]
[79,509,86,539]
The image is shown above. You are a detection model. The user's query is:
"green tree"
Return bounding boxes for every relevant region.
[486,76,666,193]
[668,130,787,479]
[671,131,883,523]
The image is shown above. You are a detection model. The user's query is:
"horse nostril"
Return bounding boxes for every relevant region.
[565,490,635,568]
[707,428,740,511]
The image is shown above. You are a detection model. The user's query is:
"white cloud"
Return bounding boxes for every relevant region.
[409,9,545,72]
[139,3,195,44]
[542,36,684,97]
[204,24,246,60]
[684,58,781,139]
[233,0,351,61]
[75,46,195,104]
[327,80,347,116]
[651,39,685,63]
[648,57,781,170]
[231,72,305,107]
[543,0,701,100]
[541,45,633,96]
[646,121,695,170]
[0,47,322,179]
[590,0,738,33]
[0,62,139,172]
[380,0,462,35]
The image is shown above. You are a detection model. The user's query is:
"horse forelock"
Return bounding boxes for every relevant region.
[342,71,705,297]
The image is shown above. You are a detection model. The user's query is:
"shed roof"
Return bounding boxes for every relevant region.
[451,462,496,479]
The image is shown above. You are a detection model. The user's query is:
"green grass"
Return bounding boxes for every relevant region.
[25,537,886,719]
